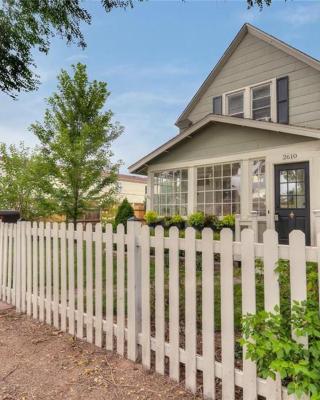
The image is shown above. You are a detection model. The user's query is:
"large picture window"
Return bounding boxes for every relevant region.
[252,159,266,216]
[197,162,241,216]
[153,169,188,216]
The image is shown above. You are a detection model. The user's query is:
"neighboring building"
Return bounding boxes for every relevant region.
[129,23,320,245]
[118,174,147,204]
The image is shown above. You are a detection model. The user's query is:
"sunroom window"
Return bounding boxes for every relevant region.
[252,84,271,121]
[227,92,244,118]
[252,159,266,216]
[197,162,241,216]
[153,169,188,216]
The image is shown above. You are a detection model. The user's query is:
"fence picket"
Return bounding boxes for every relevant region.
[21,222,27,313]
[60,223,67,332]
[95,223,103,347]
[106,223,114,351]
[52,222,59,329]
[0,223,3,299]
[141,225,151,369]
[39,222,45,322]
[32,222,38,319]
[220,228,235,400]
[241,229,257,400]
[7,224,13,304]
[67,223,75,335]
[1,224,7,302]
[45,222,52,324]
[116,224,125,354]
[15,222,21,312]
[185,227,197,393]
[169,226,180,382]
[26,222,32,316]
[85,223,93,344]
[12,224,17,306]
[289,230,307,346]
[76,223,84,339]
[263,230,282,400]
[155,225,165,375]
[202,228,215,399]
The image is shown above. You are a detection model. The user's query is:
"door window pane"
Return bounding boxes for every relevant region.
[278,168,306,210]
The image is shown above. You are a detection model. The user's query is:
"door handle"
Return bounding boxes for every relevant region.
[289,211,295,219]
[274,214,279,221]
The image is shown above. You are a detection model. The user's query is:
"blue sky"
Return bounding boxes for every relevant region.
[1,0,320,173]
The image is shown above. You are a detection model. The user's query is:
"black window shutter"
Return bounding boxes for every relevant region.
[213,96,222,115]
[277,76,289,124]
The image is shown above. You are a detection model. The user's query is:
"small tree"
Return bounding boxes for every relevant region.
[115,198,134,228]
[0,142,53,219]
[30,63,122,225]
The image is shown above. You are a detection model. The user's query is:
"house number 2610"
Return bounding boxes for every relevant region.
[282,153,298,161]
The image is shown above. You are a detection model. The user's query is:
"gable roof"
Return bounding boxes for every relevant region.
[176,23,320,127]
[129,114,320,174]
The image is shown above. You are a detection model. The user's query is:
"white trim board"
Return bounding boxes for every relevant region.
[129,114,320,174]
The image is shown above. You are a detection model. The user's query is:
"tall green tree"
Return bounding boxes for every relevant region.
[30,63,122,225]
[0,142,53,219]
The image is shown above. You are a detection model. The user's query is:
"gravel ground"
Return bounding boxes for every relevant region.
[0,305,202,400]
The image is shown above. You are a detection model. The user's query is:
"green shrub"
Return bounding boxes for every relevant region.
[145,210,164,228]
[204,214,220,230]
[114,198,134,228]
[167,214,186,230]
[188,211,205,230]
[221,214,235,229]
[241,261,320,399]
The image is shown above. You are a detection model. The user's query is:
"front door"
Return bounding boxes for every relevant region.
[274,162,310,245]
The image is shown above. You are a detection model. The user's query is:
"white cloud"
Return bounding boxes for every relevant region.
[279,3,320,26]
[66,53,89,63]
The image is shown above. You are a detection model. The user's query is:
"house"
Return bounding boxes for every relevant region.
[118,174,147,204]
[129,23,320,245]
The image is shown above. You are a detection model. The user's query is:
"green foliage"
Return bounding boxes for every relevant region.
[166,214,185,230]
[0,0,143,97]
[188,211,205,230]
[114,198,134,227]
[144,210,159,225]
[241,261,320,399]
[30,63,122,224]
[221,214,235,229]
[0,142,53,220]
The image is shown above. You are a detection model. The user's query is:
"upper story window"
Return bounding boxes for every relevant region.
[214,78,283,123]
[227,92,244,118]
[252,84,271,121]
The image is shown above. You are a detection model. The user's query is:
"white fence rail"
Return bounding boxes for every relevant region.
[0,220,317,399]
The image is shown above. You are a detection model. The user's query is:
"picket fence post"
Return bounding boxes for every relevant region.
[127,218,142,362]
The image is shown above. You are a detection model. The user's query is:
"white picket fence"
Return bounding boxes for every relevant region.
[0,220,318,399]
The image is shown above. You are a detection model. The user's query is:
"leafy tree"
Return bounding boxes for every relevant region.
[1,0,275,98]
[0,142,53,219]
[0,0,143,97]
[115,198,134,228]
[30,63,122,225]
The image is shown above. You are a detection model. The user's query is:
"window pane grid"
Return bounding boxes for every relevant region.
[252,159,266,216]
[153,169,188,216]
[252,84,271,120]
[197,162,241,217]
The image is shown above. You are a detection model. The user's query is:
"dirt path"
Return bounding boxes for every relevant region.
[0,306,201,400]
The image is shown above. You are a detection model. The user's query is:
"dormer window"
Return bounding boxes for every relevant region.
[252,84,271,121]
[227,91,244,118]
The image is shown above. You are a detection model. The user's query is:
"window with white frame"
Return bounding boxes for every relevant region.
[251,159,266,216]
[251,84,271,121]
[153,169,188,216]
[197,162,241,216]
[227,91,244,118]
[222,79,275,121]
